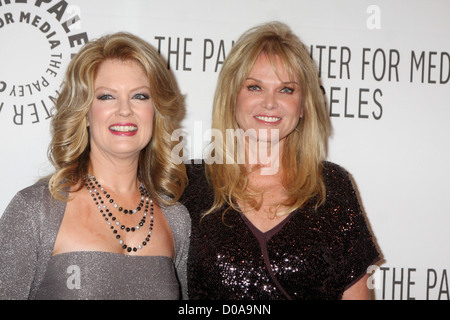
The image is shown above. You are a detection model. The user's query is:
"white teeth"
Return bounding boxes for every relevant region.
[110,125,138,132]
[255,116,281,122]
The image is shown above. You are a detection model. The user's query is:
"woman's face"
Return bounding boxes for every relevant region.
[235,54,303,144]
[87,59,154,160]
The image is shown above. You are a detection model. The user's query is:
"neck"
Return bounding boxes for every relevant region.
[244,137,284,176]
[88,153,140,195]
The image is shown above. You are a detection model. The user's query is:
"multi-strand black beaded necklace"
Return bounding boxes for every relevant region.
[84,174,154,253]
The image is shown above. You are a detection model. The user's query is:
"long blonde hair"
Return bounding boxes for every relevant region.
[205,22,331,216]
[48,32,186,205]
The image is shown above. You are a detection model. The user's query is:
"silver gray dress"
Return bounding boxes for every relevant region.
[0,179,190,300]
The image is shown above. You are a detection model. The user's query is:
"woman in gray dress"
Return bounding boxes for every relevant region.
[0,32,190,300]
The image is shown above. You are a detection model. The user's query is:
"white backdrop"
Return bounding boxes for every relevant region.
[1,0,449,300]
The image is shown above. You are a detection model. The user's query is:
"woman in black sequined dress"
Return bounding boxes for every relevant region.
[181,22,380,300]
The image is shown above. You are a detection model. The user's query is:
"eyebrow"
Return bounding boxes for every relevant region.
[245,77,299,85]
[94,85,151,92]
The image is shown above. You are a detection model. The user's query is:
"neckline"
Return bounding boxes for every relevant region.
[51,250,174,261]
[239,210,295,242]
[238,209,296,300]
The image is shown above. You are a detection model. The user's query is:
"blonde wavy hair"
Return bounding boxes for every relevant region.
[48,32,186,205]
[205,21,331,216]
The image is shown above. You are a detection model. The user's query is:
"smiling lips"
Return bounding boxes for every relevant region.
[109,123,138,136]
[254,115,281,124]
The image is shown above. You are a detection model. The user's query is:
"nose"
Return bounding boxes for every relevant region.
[263,91,277,110]
[117,98,133,117]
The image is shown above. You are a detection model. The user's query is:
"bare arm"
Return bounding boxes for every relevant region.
[341,274,370,300]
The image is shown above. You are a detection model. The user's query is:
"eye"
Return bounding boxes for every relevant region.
[97,94,114,100]
[133,93,150,100]
[247,85,261,91]
[281,87,295,94]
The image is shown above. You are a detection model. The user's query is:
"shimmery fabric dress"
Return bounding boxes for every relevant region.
[0,179,190,300]
[181,161,380,300]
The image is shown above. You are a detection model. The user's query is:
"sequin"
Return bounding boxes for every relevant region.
[181,161,380,300]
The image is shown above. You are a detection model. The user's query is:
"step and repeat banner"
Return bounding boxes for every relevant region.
[1,0,449,300]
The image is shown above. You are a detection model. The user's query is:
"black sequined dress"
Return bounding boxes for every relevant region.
[181,161,380,300]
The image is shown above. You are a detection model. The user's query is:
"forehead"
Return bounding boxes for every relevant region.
[94,59,147,83]
[248,54,297,82]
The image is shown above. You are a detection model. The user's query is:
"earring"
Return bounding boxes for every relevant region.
[295,117,302,133]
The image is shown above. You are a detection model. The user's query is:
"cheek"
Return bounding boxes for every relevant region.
[235,104,247,130]
[141,109,155,135]
[86,107,112,140]
[235,96,252,127]
[86,111,98,131]
[296,96,303,117]
[144,107,155,126]
[295,104,303,118]
[288,98,302,118]
[87,104,109,125]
